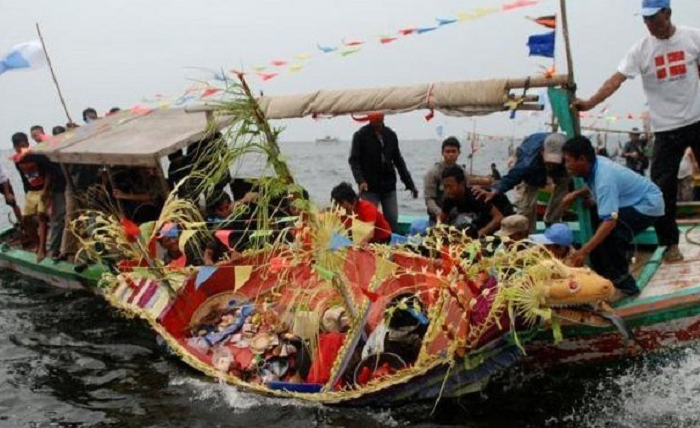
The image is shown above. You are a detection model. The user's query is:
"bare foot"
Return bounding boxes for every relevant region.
[36,250,46,263]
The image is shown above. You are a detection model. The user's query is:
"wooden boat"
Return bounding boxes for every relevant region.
[0,107,234,290]
[102,224,616,406]
[0,227,104,289]
[315,135,340,143]
[525,221,700,367]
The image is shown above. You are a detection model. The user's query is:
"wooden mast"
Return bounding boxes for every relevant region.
[36,23,74,125]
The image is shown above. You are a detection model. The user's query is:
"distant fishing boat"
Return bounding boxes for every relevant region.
[315,135,340,143]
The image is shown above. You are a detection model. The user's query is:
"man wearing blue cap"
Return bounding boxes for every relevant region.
[574,0,700,263]
[530,223,574,260]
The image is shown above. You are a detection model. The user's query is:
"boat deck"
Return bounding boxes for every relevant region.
[635,224,700,299]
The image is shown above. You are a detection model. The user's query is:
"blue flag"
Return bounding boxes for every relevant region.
[527,31,555,58]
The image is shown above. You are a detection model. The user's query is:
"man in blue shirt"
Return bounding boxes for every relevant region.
[561,136,664,296]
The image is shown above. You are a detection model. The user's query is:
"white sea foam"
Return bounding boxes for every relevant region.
[561,346,700,428]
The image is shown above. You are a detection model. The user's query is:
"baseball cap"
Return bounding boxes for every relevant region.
[640,0,669,17]
[155,221,180,239]
[543,133,566,163]
[530,223,573,247]
[495,214,530,237]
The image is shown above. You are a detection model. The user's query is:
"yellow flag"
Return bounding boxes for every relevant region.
[234,265,253,291]
[352,219,374,244]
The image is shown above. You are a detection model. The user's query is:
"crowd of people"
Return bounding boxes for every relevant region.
[340,0,699,300]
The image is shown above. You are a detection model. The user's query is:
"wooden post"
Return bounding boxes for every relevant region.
[36,23,73,124]
[559,0,592,245]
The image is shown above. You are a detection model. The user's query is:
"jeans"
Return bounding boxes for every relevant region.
[361,190,398,232]
[589,206,659,295]
[517,176,570,233]
[651,120,700,246]
[48,191,67,255]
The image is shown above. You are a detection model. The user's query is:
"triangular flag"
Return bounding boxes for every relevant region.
[195,266,218,290]
[121,218,140,242]
[528,14,557,29]
[339,47,361,57]
[436,17,458,26]
[503,0,539,11]
[270,60,288,67]
[328,233,352,252]
[416,26,438,34]
[342,39,364,46]
[314,264,335,280]
[200,88,221,98]
[234,266,253,291]
[256,72,279,81]
[352,219,374,244]
[379,37,398,44]
[294,53,312,60]
[214,230,234,249]
[317,43,337,53]
[398,28,416,36]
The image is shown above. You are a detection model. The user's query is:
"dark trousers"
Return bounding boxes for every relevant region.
[589,207,659,294]
[651,120,700,246]
[362,190,398,232]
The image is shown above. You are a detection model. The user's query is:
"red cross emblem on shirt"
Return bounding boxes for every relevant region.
[655,50,687,80]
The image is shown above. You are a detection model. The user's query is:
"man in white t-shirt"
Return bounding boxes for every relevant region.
[573,0,700,262]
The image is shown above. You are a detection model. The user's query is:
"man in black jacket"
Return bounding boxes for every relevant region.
[348,113,418,232]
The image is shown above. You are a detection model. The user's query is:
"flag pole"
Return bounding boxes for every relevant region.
[559,0,580,136]
[35,23,73,124]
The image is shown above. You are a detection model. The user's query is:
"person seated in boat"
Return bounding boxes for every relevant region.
[330,182,391,245]
[424,137,493,225]
[561,136,664,297]
[155,222,189,268]
[439,165,505,239]
[110,167,164,223]
[530,223,574,260]
[474,133,569,233]
[203,192,258,265]
[51,125,66,136]
[11,132,51,261]
[496,214,530,243]
[82,107,99,123]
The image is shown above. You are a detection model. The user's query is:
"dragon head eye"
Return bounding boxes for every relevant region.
[567,279,580,293]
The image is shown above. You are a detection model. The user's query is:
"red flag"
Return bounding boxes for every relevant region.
[529,14,557,29]
[121,218,141,242]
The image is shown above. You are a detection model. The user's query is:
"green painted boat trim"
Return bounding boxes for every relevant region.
[0,229,106,289]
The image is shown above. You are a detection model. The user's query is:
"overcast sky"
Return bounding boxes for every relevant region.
[1,0,699,148]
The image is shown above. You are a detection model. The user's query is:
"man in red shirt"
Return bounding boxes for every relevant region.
[331,182,391,244]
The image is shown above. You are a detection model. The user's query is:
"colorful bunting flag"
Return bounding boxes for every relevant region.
[527,31,555,58]
[529,14,557,29]
[270,60,288,67]
[342,39,364,46]
[398,28,417,36]
[195,266,218,290]
[317,43,337,53]
[416,26,438,34]
[436,17,458,26]
[503,0,539,11]
[256,71,279,81]
[379,36,398,44]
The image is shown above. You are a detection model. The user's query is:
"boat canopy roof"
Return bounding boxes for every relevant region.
[34,108,232,166]
[257,75,568,119]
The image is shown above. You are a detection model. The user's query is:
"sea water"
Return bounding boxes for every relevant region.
[0,139,698,427]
